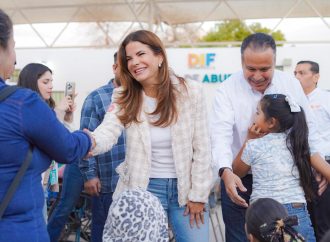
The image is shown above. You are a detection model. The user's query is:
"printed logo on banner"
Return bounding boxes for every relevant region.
[186,52,232,83]
[188,53,216,69]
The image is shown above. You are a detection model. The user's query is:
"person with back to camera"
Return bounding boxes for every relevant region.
[210,32,328,242]
[0,8,92,242]
[86,29,213,242]
[103,188,169,242]
[245,198,305,242]
[294,60,330,241]
[233,94,330,241]
[17,63,76,221]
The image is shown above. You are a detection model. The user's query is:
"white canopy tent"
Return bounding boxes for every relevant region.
[2,0,330,24]
[1,0,330,47]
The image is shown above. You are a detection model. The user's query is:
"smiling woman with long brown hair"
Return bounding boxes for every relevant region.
[88,30,213,242]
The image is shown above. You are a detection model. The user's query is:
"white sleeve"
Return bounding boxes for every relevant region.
[210,85,235,174]
[324,91,330,115]
[189,84,213,203]
[92,90,124,156]
[291,77,324,156]
[241,141,253,166]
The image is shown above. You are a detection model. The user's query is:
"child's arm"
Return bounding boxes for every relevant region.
[232,142,251,178]
[233,123,265,178]
[310,153,330,182]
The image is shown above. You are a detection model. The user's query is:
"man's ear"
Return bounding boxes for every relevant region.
[313,73,320,86]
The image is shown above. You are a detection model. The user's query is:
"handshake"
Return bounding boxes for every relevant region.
[83,128,96,159]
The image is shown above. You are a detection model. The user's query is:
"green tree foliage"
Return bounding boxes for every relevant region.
[202,20,285,42]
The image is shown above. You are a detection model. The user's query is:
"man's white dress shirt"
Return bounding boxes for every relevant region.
[211,70,323,173]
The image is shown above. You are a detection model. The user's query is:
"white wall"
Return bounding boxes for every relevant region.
[14,45,330,127]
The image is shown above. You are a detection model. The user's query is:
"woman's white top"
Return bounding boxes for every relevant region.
[144,95,177,178]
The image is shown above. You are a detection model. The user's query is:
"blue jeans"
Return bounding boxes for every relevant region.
[47,163,84,242]
[283,203,316,242]
[220,174,252,242]
[147,178,209,242]
[91,193,113,242]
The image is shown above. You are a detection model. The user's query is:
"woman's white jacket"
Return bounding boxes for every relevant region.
[92,77,213,206]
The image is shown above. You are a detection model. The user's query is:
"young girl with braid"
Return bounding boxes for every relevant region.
[245,198,304,242]
[233,94,330,242]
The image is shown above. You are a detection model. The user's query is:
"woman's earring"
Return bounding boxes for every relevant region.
[158,62,162,68]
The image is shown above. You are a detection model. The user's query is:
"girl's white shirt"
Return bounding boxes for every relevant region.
[242,132,306,204]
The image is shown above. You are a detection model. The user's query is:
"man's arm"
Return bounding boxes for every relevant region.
[210,86,248,207]
[232,142,250,178]
[210,87,235,173]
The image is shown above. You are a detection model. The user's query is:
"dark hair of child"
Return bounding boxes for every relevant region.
[246,198,305,242]
[260,94,314,200]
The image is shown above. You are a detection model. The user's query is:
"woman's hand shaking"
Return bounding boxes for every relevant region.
[83,128,96,159]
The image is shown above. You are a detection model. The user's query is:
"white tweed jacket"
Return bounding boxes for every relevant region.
[92,76,212,206]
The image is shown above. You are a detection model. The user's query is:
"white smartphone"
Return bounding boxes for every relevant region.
[64,81,75,100]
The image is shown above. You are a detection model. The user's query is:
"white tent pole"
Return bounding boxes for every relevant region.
[115,22,135,46]
[304,0,330,29]
[223,0,253,33]
[83,7,117,46]
[194,0,223,33]
[271,0,303,33]
[50,8,82,47]
[148,0,154,31]
[18,10,50,47]
[125,0,145,29]
[115,3,151,46]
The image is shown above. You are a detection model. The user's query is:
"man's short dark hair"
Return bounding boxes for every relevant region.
[297,60,319,74]
[241,33,276,55]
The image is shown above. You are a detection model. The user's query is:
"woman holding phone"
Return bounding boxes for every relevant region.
[18,63,76,125]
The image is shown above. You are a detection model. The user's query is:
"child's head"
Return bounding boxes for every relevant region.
[245,198,305,242]
[257,94,301,133]
[258,94,314,200]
